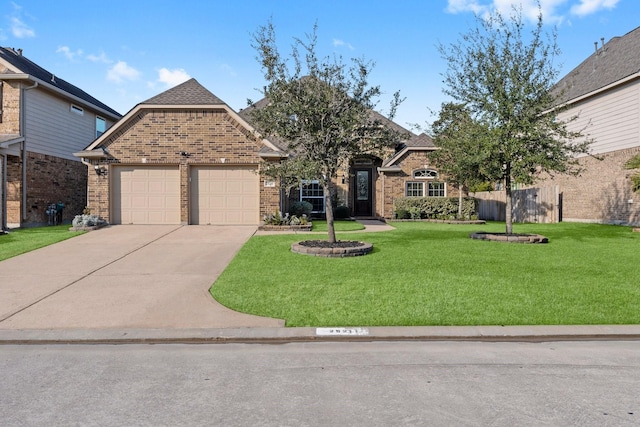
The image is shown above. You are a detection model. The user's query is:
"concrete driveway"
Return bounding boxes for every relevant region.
[0,225,284,330]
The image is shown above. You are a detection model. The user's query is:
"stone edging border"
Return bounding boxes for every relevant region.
[258,224,313,231]
[394,219,486,224]
[291,241,374,257]
[469,232,549,243]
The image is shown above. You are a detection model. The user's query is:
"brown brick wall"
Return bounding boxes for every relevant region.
[7,152,87,225]
[88,108,277,223]
[0,80,21,134]
[536,146,640,225]
[379,151,460,219]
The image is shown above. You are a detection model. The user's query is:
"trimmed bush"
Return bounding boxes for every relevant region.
[334,205,350,219]
[393,197,478,220]
[289,201,313,217]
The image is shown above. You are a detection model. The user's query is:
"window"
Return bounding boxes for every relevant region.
[428,182,446,197]
[413,168,438,179]
[301,180,325,213]
[96,116,106,138]
[406,182,424,197]
[70,104,84,115]
[405,182,446,197]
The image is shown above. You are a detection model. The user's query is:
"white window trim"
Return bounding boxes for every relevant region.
[413,168,438,179]
[405,181,447,197]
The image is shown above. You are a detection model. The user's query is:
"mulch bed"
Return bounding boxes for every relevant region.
[297,240,365,248]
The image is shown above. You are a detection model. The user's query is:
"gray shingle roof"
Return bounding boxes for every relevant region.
[554,26,640,103]
[142,78,225,105]
[406,132,435,147]
[0,47,121,118]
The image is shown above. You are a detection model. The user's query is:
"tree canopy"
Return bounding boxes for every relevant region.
[437,5,591,233]
[248,21,404,242]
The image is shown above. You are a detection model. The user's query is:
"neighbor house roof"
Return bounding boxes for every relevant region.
[554,26,640,104]
[0,47,121,119]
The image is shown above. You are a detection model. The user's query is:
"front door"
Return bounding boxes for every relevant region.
[353,168,373,217]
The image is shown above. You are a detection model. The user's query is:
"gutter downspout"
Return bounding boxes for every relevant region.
[1,153,6,231]
[20,81,38,222]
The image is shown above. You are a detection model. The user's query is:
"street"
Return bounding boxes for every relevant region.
[1,340,638,426]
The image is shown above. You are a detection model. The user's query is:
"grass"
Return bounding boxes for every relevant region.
[311,219,365,232]
[0,225,85,261]
[211,221,640,327]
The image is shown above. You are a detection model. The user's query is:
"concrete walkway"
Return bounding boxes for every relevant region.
[0,225,284,330]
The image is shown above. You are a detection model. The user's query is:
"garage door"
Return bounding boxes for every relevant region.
[190,166,259,225]
[112,166,180,224]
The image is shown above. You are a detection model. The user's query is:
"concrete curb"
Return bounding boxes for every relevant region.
[2,325,640,345]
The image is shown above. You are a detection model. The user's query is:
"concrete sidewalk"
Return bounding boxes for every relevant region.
[0,225,284,330]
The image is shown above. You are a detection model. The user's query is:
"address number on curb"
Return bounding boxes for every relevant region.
[316,327,370,336]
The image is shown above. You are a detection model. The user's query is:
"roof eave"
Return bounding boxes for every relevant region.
[0,74,121,121]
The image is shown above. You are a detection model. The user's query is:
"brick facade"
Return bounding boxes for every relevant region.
[0,80,21,134]
[379,151,460,219]
[536,146,640,225]
[87,108,280,223]
[7,152,87,225]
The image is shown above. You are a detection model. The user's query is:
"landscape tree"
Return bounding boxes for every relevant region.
[437,6,591,234]
[248,21,404,243]
[429,102,490,218]
[625,154,640,193]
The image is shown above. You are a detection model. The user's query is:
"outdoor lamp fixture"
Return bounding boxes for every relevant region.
[94,164,107,176]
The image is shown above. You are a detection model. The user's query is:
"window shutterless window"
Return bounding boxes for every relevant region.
[406,181,446,197]
[406,182,424,197]
[96,116,106,138]
[301,180,325,213]
[70,104,84,115]
[428,182,446,197]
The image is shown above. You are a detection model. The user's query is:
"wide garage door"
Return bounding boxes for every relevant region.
[112,166,180,224]
[191,166,259,225]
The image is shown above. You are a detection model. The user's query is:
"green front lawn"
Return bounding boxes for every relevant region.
[311,219,365,232]
[0,225,85,261]
[211,222,640,327]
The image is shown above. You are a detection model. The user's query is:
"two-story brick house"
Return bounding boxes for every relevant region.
[0,47,121,229]
[539,27,640,225]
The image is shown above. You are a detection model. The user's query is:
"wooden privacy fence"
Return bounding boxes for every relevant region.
[472,186,561,223]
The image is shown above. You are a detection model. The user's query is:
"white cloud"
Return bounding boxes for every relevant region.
[87,52,111,64]
[157,68,190,87]
[333,38,355,50]
[446,0,487,14]
[107,61,141,83]
[56,46,83,61]
[570,0,619,17]
[10,16,34,38]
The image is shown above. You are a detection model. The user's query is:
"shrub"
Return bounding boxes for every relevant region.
[334,205,350,219]
[289,201,313,217]
[393,197,478,220]
[263,211,308,226]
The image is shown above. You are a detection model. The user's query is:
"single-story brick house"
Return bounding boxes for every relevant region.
[75,78,459,225]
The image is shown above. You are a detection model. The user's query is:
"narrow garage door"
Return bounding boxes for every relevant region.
[112,166,180,224]
[190,166,259,225]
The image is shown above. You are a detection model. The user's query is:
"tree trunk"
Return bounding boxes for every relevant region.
[504,174,513,235]
[458,184,464,219]
[324,182,337,243]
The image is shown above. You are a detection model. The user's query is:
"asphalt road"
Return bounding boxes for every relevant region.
[1,341,639,426]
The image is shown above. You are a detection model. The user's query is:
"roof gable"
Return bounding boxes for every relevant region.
[142,78,225,105]
[555,26,640,103]
[0,47,121,118]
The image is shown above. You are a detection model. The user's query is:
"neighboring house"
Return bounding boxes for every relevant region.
[539,26,640,225]
[76,78,459,225]
[0,47,121,229]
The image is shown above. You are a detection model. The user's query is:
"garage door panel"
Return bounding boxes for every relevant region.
[112,167,180,225]
[191,166,258,225]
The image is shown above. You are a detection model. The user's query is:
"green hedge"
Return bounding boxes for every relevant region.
[393,197,478,220]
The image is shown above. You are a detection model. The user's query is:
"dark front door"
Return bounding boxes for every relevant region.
[353,168,373,217]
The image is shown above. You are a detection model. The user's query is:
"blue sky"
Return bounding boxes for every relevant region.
[1,0,636,130]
